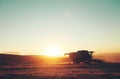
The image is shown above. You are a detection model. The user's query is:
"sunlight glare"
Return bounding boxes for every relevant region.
[44,45,64,57]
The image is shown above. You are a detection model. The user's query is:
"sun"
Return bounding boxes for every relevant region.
[43,45,65,57]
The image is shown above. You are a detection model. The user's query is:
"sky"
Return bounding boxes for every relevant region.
[0,0,120,55]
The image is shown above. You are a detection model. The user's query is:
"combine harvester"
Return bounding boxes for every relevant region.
[64,50,103,64]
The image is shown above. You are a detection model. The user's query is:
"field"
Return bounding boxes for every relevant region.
[0,54,120,79]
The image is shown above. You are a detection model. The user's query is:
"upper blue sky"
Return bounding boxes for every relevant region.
[0,0,120,55]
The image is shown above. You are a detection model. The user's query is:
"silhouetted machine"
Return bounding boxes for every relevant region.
[64,50,94,64]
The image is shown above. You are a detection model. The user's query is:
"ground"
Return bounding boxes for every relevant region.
[0,63,120,79]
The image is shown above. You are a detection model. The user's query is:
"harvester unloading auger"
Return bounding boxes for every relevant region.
[64,50,103,64]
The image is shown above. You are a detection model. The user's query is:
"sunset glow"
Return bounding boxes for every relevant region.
[43,45,65,57]
[0,0,120,55]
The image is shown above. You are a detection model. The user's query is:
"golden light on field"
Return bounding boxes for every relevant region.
[43,45,65,57]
